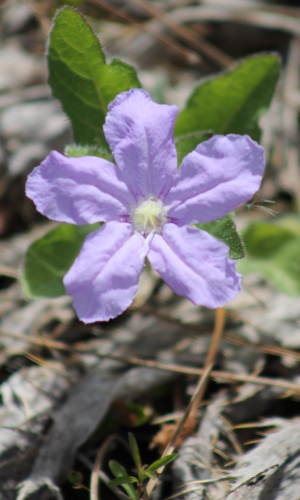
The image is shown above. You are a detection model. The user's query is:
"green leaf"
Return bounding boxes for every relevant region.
[22,224,98,298]
[48,8,141,145]
[109,460,129,478]
[146,453,177,472]
[175,131,212,165]
[197,214,244,260]
[108,476,138,486]
[128,432,142,471]
[238,220,300,295]
[175,54,280,144]
[109,460,138,500]
[241,221,295,258]
[273,214,300,237]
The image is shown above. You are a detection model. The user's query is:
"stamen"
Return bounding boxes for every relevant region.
[132,197,167,235]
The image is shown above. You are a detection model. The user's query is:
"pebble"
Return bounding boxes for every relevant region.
[1,0,33,35]
[0,45,42,92]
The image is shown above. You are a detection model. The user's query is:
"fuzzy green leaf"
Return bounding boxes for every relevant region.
[22,224,98,298]
[238,219,300,295]
[197,214,244,260]
[175,54,280,144]
[48,8,141,145]
[240,221,295,258]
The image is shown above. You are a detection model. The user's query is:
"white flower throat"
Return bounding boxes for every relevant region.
[132,197,167,235]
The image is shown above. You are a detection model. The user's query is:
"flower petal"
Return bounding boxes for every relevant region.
[164,134,265,225]
[148,223,241,308]
[26,151,136,225]
[64,222,147,323]
[103,89,178,200]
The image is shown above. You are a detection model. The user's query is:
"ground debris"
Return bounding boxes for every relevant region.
[16,366,176,499]
[227,419,300,500]
[0,363,76,500]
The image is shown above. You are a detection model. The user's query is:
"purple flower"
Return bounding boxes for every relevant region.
[26,89,264,323]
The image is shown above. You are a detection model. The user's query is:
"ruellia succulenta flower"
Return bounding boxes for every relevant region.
[26,89,265,323]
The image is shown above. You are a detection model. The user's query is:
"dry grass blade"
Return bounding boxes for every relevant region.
[141,305,300,364]
[96,351,300,395]
[190,307,226,417]
[0,265,20,278]
[142,308,225,497]
[89,0,201,64]
[165,475,232,500]
[0,327,71,351]
[23,352,68,374]
[127,0,233,67]
[164,6,300,36]
[224,332,300,362]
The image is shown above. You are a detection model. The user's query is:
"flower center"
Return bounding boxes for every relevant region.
[132,197,167,235]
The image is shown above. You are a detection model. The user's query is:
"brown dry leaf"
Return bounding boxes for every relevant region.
[150,416,197,453]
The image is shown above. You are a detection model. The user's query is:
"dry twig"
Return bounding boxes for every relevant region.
[142,364,213,499]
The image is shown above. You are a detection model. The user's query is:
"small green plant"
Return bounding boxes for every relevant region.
[108,432,177,499]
